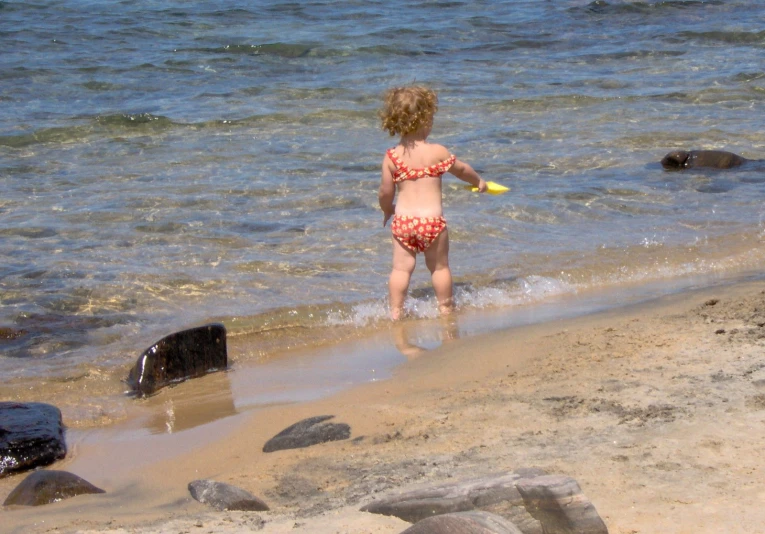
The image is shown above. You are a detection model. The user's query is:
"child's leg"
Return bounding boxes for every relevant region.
[424,229,453,315]
[389,237,416,320]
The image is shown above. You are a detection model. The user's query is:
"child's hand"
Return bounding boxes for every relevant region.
[477,178,488,193]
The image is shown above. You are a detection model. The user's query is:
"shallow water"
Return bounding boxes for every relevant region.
[1,0,765,421]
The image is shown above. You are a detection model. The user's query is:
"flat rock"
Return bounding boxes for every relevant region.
[0,402,66,478]
[188,479,269,511]
[516,475,608,534]
[400,511,525,534]
[3,470,104,506]
[263,415,351,453]
[361,470,546,534]
[127,323,228,397]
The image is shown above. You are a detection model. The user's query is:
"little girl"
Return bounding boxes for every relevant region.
[378,86,487,320]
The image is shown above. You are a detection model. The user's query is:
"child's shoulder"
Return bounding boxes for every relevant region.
[425,142,453,160]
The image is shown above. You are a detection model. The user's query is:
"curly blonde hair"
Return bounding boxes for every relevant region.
[379,86,438,137]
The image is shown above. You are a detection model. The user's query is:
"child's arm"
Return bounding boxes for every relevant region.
[379,156,396,226]
[450,159,487,192]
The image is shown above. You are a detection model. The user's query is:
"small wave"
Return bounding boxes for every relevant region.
[1,66,54,80]
[298,108,375,124]
[580,0,714,15]
[356,45,440,57]
[0,227,58,239]
[733,71,765,83]
[2,311,137,360]
[0,107,378,148]
[487,94,615,113]
[457,276,577,310]
[679,30,765,46]
[0,113,175,148]
[288,232,765,337]
[0,112,275,148]
[80,81,123,91]
[0,126,89,148]
[653,87,765,105]
[468,39,560,53]
[95,113,173,128]
[579,49,687,63]
[0,1,51,12]
[198,43,317,58]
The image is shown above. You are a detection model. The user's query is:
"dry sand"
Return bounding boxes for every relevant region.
[4,279,765,533]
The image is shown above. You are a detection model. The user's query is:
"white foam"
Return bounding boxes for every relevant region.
[325,275,580,327]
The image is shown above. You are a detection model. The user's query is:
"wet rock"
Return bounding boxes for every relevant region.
[0,327,26,340]
[361,470,546,534]
[3,470,104,506]
[0,402,66,478]
[127,323,228,397]
[660,149,750,170]
[263,415,351,453]
[401,511,525,534]
[516,475,608,534]
[188,479,269,511]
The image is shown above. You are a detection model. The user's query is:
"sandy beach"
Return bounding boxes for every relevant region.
[4,277,765,533]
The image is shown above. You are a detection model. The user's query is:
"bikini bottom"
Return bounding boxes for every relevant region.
[391,215,447,253]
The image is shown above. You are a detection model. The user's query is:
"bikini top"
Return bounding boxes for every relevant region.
[387,148,456,183]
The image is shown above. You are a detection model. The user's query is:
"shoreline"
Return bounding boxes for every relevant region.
[4,277,765,533]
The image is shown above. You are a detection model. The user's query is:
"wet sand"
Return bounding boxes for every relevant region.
[4,278,765,533]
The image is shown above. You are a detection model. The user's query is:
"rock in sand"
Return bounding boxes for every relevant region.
[3,470,104,506]
[127,323,227,397]
[188,479,269,511]
[263,415,351,453]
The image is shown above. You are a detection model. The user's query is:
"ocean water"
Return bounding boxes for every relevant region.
[2,0,765,420]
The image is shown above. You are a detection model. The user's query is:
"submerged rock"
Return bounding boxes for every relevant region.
[188,479,269,511]
[3,470,104,506]
[0,402,66,478]
[127,323,228,397]
[401,511,525,534]
[660,149,751,170]
[0,327,26,340]
[263,415,351,453]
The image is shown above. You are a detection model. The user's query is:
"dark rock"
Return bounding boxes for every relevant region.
[188,479,269,511]
[660,149,749,170]
[127,323,228,397]
[515,475,608,534]
[3,470,104,506]
[0,402,66,478]
[401,511,525,534]
[361,471,546,534]
[0,327,26,340]
[263,415,351,453]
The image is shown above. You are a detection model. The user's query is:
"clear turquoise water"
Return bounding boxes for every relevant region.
[2,0,765,390]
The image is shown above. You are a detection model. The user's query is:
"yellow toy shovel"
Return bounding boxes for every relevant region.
[464,181,510,195]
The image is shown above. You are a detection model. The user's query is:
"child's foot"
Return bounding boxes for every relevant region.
[390,306,404,321]
[438,298,454,316]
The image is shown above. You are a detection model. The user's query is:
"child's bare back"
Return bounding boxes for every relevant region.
[384,141,453,219]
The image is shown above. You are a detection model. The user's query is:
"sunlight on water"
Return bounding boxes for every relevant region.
[1,0,765,416]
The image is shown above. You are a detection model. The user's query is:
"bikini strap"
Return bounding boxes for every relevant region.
[387,148,456,181]
[387,148,405,170]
